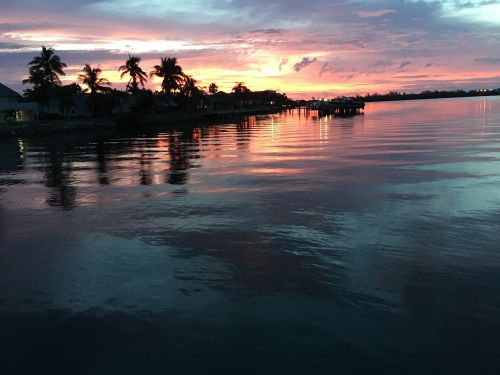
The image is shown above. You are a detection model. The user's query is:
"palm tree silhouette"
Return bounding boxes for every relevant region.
[208,83,218,94]
[150,57,184,97]
[78,64,111,116]
[78,64,111,95]
[23,46,67,87]
[22,46,67,114]
[180,75,200,98]
[22,66,45,87]
[118,54,148,96]
[232,82,250,95]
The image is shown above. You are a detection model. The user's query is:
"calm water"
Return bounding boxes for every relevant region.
[1,97,500,374]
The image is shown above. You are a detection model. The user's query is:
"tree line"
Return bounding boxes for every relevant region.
[358,89,500,102]
[22,46,259,117]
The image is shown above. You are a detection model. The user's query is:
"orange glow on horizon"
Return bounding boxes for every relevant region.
[54,60,500,99]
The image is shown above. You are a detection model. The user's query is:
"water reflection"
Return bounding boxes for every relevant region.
[95,139,110,185]
[0,138,24,174]
[42,144,78,209]
[1,97,500,374]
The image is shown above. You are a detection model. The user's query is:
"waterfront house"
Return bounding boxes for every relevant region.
[0,83,37,123]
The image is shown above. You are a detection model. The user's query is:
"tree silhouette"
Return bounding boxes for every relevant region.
[23,46,67,88]
[179,75,201,98]
[118,54,147,96]
[78,64,111,116]
[78,64,111,95]
[56,83,82,118]
[232,82,250,95]
[208,83,218,94]
[150,57,184,97]
[179,75,204,110]
[22,46,67,114]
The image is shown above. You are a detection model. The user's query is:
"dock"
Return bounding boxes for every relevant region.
[307,97,365,116]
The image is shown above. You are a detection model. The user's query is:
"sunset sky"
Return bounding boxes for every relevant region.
[1,0,499,98]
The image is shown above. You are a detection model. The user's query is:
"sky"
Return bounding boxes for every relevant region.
[0,0,499,98]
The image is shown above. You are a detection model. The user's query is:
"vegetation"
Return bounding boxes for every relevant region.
[22,46,67,113]
[208,83,218,94]
[118,54,148,96]
[15,46,500,124]
[23,46,67,88]
[56,83,82,118]
[78,64,112,116]
[357,89,500,102]
[232,82,250,95]
[150,57,184,97]
[17,46,290,122]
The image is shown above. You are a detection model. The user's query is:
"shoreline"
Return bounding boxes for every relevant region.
[0,107,283,138]
[2,94,498,138]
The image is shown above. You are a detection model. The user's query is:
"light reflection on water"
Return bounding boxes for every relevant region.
[1,97,500,374]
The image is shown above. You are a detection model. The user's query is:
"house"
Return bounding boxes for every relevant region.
[0,83,38,123]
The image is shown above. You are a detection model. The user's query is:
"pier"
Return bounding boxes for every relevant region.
[307,97,365,116]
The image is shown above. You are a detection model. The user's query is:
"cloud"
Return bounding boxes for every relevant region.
[370,60,392,68]
[475,57,500,65]
[0,22,55,31]
[279,58,288,71]
[319,62,331,76]
[249,29,284,35]
[293,57,317,72]
[0,43,30,51]
[0,0,499,97]
[318,62,345,76]
[356,9,396,18]
[394,74,431,79]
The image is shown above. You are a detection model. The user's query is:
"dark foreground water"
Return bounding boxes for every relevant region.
[1,97,500,374]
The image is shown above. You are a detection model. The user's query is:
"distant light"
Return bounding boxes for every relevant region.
[18,139,25,157]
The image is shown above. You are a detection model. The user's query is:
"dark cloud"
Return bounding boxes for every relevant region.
[475,57,500,65]
[279,58,288,71]
[0,22,55,31]
[455,0,498,9]
[249,29,284,34]
[395,74,432,79]
[0,0,499,95]
[319,62,331,76]
[318,61,348,76]
[370,60,392,68]
[0,43,30,50]
[294,57,317,72]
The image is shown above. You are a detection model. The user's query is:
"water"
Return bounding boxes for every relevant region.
[1,97,500,374]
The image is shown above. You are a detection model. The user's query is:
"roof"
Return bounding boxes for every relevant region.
[0,83,21,97]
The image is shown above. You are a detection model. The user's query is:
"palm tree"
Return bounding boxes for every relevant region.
[78,64,111,94]
[22,66,45,88]
[208,83,218,94]
[56,83,82,118]
[23,46,67,88]
[22,66,50,112]
[179,75,201,98]
[78,64,111,116]
[150,57,184,97]
[118,54,147,96]
[179,75,204,111]
[232,82,250,95]
[23,46,67,114]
